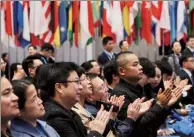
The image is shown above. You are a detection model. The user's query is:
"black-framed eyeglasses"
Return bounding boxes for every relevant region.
[59,79,82,85]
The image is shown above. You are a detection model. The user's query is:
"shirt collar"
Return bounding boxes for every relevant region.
[183,68,192,78]
[188,46,194,52]
[103,49,114,58]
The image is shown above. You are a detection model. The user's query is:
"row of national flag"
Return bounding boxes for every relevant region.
[1,1,194,48]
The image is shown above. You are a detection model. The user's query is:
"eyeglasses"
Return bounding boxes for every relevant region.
[80,76,90,81]
[59,79,82,85]
[93,83,108,92]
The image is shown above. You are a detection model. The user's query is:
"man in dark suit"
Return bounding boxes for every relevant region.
[98,36,117,66]
[42,62,110,137]
[111,51,184,137]
[179,55,194,105]
[182,35,194,57]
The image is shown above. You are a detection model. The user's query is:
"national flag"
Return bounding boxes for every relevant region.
[170,1,178,43]
[151,1,163,45]
[67,2,73,45]
[188,0,194,35]
[40,1,54,45]
[111,1,123,44]
[159,1,171,46]
[1,2,8,46]
[134,5,142,45]
[29,1,49,36]
[52,1,60,48]
[177,1,187,40]
[102,1,116,41]
[5,1,15,47]
[80,1,94,48]
[92,1,101,27]
[141,1,152,44]
[72,1,80,47]
[59,1,68,45]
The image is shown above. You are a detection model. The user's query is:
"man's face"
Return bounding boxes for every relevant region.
[20,84,45,120]
[184,57,194,71]
[1,58,6,72]
[119,54,143,83]
[28,47,37,56]
[43,50,52,58]
[59,71,83,106]
[121,41,129,52]
[80,74,93,97]
[105,40,114,52]
[1,77,20,121]
[188,38,194,49]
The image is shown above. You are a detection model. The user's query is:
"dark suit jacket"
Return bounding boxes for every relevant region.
[182,47,193,57]
[97,52,116,66]
[42,99,102,137]
[111,79,170,137]
[179,69,194,105]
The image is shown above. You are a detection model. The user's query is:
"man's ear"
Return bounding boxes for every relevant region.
[118,67,125,76]
[55,83,65,95]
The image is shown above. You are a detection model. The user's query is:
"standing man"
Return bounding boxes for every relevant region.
[98,36,116,66]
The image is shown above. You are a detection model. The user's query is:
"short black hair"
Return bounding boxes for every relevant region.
[119,40,126,49]
[76,67,86,78]
[22,55,43,76]
[115,51,133,73]
[41,43,54,52]
[139,57,156,78]
[103,60,118,85]
[179,55,193,67]
[187,35,194,41]
[44,62,79,97]
[171,41,180,48]
[28,45,37,50]
[102,36,113,46]
[10,63,21,80]
[155,57,173,76]
[33,64,53,102]
[12,79,32,110]
[81,60,96,72]
[2,53,8,61]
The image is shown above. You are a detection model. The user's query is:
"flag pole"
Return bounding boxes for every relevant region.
[162,30,165,56]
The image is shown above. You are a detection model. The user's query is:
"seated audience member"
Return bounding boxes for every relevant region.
[10,79,60,137]
[74,67,151,137]
[182,35,194,57]
[103,60,120,93]
[22,55,43,81]
[42,62,112,137]
[1,73,20,137]
[28,45,38,56]
[168,41,182,76]
[1,58,6,76]
[85,73,109,116]
[98,36,116,66]
[10,63,26,80]
[119,40,129,52]
[179,55,194,105]
[2,53,10,79]
[81,60,101,75]
[138,57,156,100]
[111,51,186,137]
[33,64,53,101]
[156,57,174,81]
